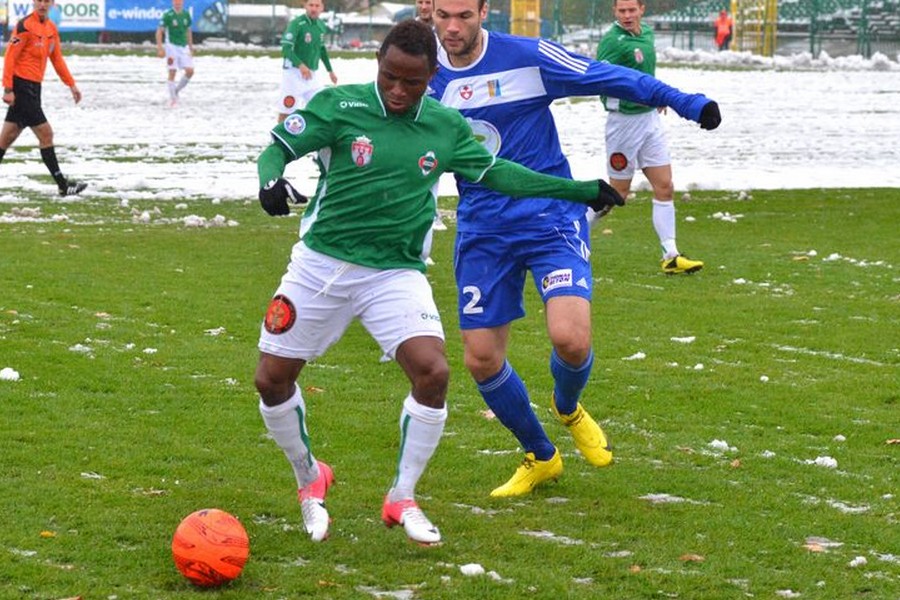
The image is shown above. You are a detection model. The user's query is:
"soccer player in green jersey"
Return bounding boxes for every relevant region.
[156,0,193,107]
[597,0,704,274]
[252,19,622,546]
[277,0,337,123]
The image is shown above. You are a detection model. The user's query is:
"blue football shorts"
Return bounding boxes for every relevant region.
[454,218,593,330]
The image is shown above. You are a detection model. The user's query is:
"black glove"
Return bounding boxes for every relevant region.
[589,180,625,214]
[699,101,721,130]
[259,178,307,216]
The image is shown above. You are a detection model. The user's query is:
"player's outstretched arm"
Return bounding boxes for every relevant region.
[479,159,624,212]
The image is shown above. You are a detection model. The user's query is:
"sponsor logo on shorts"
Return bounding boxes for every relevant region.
[352,135,374,167]
[610,152,628,172]
[418,150,438,176]
[264,294,296,334]
[284,113,305,135]
[541,269,573,293]
[420,312,442,322]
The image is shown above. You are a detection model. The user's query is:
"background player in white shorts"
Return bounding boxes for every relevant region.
[156,0,194,107]
[598,0,709,275]
[277,0,337,122]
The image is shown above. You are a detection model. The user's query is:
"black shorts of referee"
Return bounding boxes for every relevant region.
[5,76,48,128]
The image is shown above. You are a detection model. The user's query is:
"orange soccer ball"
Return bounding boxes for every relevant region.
[171,508,250,587]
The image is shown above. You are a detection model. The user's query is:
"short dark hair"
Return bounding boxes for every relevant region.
[379,20,438,71]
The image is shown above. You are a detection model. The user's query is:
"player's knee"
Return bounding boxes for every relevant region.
[416,357,449,393]
[254,364,294,405]
[552,335,592,366]
[464,351,503,382]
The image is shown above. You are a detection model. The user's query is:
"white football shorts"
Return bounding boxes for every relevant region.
[164,43,193,71]
[258,242,445,361]
[277,62,326,114]
[604,110,671,180]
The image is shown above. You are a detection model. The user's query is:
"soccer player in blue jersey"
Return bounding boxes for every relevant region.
[431,0,720,497]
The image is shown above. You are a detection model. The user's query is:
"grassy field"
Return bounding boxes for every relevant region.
[1,188,898,599]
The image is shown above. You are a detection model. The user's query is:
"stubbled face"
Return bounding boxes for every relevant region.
[416,0,434,23]
[305,0,324,20]
[376,45,435,114]
[614,0,645,35]
[433,0,487,65]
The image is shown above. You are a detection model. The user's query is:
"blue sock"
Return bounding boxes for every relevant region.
[550,349,593,416]
[477,361,555,461]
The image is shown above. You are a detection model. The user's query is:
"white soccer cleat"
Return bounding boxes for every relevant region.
[381,496,441,545]
[298,461,334,542]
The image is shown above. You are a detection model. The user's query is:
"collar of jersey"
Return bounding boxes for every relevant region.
[373,82,426,120]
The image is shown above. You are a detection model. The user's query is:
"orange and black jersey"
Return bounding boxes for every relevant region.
[3,12,75,89]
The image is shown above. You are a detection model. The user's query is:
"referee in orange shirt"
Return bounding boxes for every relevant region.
[1,0,86,196]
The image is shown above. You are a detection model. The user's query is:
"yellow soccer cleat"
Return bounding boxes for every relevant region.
[490,449,563,498]
[551,399,613,467]
[661,254,704,275]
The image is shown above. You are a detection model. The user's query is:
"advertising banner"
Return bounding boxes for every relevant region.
[6,0,226,33]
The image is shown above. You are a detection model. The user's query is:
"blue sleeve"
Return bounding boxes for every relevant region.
[537,39,712,123]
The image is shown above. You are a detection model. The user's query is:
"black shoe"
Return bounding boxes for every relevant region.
[59,180,88,196]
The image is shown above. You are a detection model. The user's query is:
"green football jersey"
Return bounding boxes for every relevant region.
[281,15,333,72]
[259,83,596,272]
[159,9,192,47]
[596,22,656,115]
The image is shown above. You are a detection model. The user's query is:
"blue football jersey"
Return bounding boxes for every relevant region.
[429,31,712,233]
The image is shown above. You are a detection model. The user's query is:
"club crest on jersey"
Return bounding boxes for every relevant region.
[304,32,312,43]
[351,135,374,167]
[418,151,438,176]
[541,269,573,293]
[468,119,502,156]
[284,113,306,135]
[264,294,296,334]
[633,48,645,64]
[458,85,474,100]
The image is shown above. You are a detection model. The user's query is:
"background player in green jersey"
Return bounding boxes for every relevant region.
[597,0,704,275]
[156,0,194,107]
[277,0,337,123]
[252,19,622,546]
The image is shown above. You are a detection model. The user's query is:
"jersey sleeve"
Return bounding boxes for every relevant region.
[539,38,712,123]
[48,32,76,88]
[268,92,336,161]
[280,18,300,63]
[444,112,496,182]
[480,158,596,204]
[2,25,28,88]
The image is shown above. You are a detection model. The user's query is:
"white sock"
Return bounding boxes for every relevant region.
[652,199,679,258]
[387,395,447,503]
[175,75,191,94]
[167,81,177,100]
[258,387,319,489]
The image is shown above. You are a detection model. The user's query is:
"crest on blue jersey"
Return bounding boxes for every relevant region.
[467,119,502,156]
